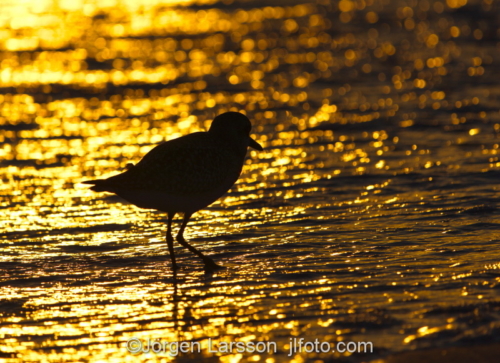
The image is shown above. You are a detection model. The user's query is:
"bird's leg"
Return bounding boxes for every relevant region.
[176,213,224,272]
[166,212,178,271]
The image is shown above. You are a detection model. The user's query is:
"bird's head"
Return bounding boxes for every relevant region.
[209,112,263,152]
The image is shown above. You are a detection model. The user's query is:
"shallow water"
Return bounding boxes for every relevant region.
[2,0,500,362]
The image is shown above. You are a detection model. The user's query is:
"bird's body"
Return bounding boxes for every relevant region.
[87,132,246,213]
[83,112,262,271]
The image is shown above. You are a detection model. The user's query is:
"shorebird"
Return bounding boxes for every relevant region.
[83,111,263,272]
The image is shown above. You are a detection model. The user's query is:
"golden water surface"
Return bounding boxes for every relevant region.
[2,0,500,362]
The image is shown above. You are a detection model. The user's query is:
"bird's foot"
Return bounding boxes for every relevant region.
[203,258,225,273]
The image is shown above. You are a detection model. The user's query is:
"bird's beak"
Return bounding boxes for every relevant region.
[249,136,263,151]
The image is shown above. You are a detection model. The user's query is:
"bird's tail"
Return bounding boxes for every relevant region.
[81,179,111,192]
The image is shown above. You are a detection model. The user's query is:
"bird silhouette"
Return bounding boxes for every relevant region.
[83,111,263,272]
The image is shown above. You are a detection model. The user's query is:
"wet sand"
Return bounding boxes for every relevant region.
[372,343,500,363]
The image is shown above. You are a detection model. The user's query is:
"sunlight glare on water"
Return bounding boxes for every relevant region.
[2,0,500,362]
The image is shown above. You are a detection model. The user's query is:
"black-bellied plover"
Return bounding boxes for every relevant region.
[83,111,263,272]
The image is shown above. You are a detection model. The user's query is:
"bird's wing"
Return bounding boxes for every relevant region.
[88,133,241,195]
